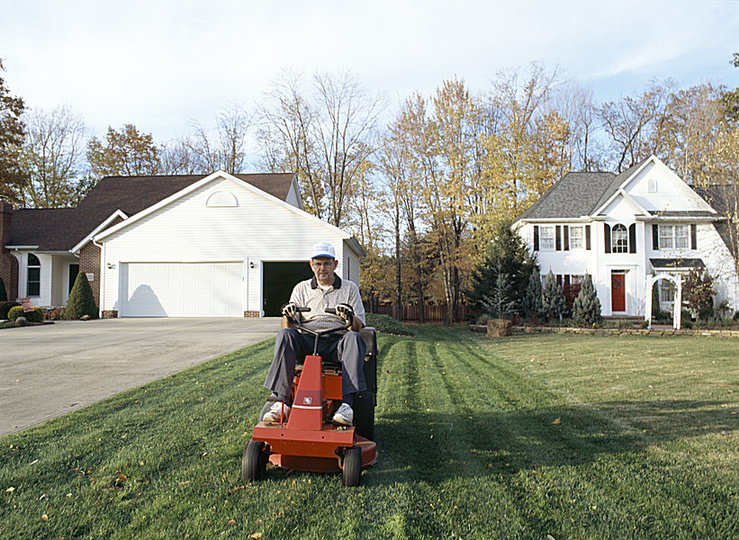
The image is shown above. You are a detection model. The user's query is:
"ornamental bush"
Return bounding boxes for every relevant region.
[365,313,415,336]
[683,268,715,321]
[541,270,566,322]
[522,271,543,318]
[8,305,44,323]
[1,300,20,319]
[572,273,602,326]
[65,272,98,320]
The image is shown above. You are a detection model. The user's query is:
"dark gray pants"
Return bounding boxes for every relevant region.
[264,328,367,405]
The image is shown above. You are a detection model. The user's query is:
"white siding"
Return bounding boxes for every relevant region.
[100,177,353,316]
[518,159,739,317]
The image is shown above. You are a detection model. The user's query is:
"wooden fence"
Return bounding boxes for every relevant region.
[367,303,471,322]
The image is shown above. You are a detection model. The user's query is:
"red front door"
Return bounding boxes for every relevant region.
[611,272,626,312]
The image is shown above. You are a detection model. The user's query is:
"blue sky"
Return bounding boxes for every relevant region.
[1,0,737,150]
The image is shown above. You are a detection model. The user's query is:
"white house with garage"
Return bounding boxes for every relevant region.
[1,171,365,318]
[513,156,738,321]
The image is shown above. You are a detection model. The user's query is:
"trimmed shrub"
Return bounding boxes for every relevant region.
[8,306,44,323]
[65,272,98,320]
[541,270,566,322]
[365,313,415,336]
[1,300,20,319]
[572,273,602,326]
[0,276,7,302]
[522,271,543,318]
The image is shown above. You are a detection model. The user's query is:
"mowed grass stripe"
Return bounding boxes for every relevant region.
[2,328,738,539]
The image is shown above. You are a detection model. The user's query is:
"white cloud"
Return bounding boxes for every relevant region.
[1,0,737,142]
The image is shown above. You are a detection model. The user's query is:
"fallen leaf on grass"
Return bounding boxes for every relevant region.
[552,418,561,425]
[251,533,262,539]
[227,519,237,526]
[6,487,15,493]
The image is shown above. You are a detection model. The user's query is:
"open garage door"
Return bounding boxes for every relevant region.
[262,262,312,316]
[120,262,244,317]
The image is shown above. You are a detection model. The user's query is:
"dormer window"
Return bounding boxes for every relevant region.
[27,253,41,296]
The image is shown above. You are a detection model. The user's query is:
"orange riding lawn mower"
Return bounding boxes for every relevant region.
[242,308,378,487]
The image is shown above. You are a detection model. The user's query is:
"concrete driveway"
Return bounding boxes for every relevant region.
[0,317,281,437]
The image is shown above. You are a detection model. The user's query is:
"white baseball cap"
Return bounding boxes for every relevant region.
[310,242,336,260]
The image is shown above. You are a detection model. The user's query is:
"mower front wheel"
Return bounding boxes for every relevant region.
[342,445,363,487]
[243,440,269,482]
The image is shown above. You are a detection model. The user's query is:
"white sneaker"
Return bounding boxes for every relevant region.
[263,401,290,423]
[332,403,354,426]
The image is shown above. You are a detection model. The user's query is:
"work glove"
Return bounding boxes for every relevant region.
[335,303,355,324]
[281,302,298,320]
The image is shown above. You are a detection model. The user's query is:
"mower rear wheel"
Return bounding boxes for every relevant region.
[353,391,375,441]
[242,440,268,482]
[342,445,363,487]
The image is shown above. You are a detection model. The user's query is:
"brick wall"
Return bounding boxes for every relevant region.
[79,242,101,309]
[0,202,19,300]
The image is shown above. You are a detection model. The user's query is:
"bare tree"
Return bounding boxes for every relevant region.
[598,79,675,172]
[19,106,88,207]
[257,69,385,227]
[188,103,251,174]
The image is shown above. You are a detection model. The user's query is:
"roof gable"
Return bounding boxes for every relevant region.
[94,171,348,243]
[516,156,719,224]
[5,172,298,252]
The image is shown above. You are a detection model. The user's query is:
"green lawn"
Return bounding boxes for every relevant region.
[1,327,738,539]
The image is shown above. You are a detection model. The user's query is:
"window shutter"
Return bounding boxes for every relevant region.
[555,226,562,251]
[652,224,659,250]
[585,225,591,250]
[533,225,539,251]
[691,224,697,250]
[604,224,611,253]
[629,223,637,254]
[563,225,570,251]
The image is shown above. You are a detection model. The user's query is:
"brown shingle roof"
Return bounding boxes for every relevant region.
[6,173,296,252]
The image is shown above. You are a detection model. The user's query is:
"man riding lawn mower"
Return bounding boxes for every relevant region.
[242,242,378,487]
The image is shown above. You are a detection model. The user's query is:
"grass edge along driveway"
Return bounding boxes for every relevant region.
[1,327,738,539]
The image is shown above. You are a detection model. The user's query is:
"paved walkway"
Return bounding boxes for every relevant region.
[0,317,281,437]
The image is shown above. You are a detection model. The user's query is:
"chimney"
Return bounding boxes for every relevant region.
[0,201,12,252]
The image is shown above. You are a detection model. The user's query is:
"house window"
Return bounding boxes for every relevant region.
[539,226,555,251]
[612,224,628,253]
[27,253,41,297]
[569,226,584,250]
[659,280,675,304]
[648,178,658,193]
[658,225,689,249]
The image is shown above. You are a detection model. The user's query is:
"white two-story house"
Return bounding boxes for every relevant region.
[513,156,738,319]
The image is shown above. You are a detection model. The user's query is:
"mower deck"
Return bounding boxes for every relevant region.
[253,422,377,473]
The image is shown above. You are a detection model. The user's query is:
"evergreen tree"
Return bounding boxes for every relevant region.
[0,276,7,302]
[572,273,602,325]
[541,270,566,322]
[480,261,518,318]
[64,272,98,320]
[467,219,538,316]
[522,271,542,317]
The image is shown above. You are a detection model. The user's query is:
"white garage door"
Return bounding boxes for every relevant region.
[120,262,244,317]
